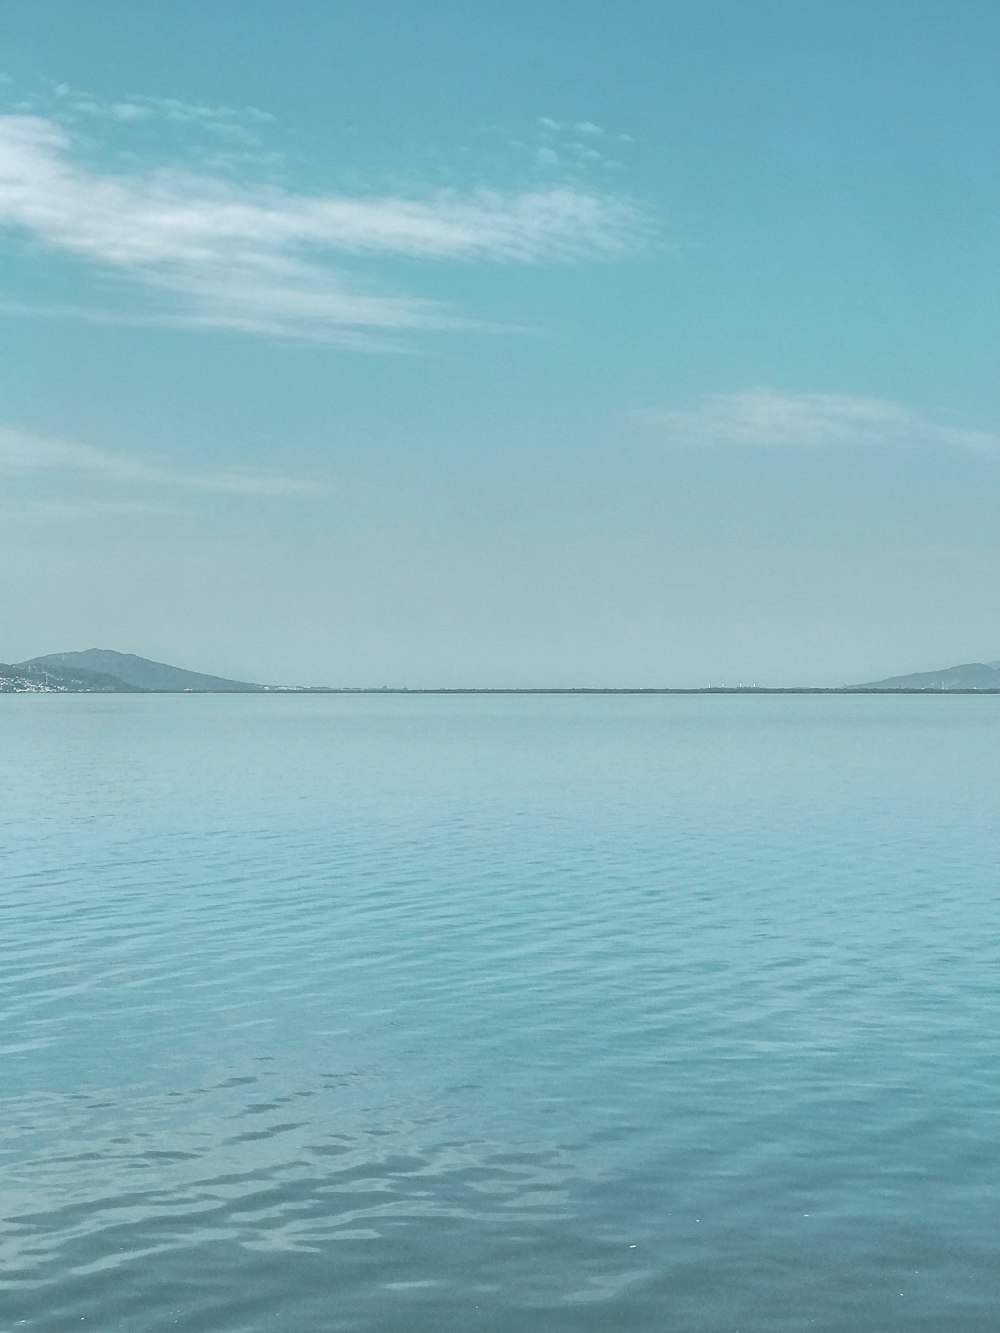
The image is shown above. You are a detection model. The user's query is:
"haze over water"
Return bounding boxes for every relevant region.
[3,693,999,1331]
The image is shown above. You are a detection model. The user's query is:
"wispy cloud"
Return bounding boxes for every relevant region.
[533,116,632,172]
[0,426,330,497]
[647,389,998,453]
[52,83,275,130]
[0,110,648,342]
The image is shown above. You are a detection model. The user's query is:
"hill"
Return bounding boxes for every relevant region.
[18,650,266,693]
[853,661,1000,690]
[0,660,143,693]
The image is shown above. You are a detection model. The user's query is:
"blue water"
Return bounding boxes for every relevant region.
[3,694,999,1331]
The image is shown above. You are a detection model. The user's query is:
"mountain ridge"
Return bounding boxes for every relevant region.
[0,659,144,693]
[14,650,266,693]
[4,650,1000,694]
[852,661,1000,691]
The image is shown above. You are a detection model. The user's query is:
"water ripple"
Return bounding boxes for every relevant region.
[2,694,999,1331]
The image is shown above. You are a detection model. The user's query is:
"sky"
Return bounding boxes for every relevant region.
[1,0,997,687]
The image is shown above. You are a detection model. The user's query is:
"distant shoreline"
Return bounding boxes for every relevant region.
[8,687,998,696]
[280,687,1000,698]
[10,651,998,696]
[274,687,1000,695]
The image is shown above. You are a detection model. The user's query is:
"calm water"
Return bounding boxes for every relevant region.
[2,694,999,1332]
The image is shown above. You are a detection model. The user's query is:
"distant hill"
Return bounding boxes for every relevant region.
[18,650,266,693]
[7,648,1000,694]
[1,659,143,693]
[853,661,1000,690]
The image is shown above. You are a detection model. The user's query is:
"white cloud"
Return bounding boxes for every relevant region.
[0,112,647,342]
[0,426,330,497]
[648,389,998,453]
[50,83,274,133]
[534,116,632,175]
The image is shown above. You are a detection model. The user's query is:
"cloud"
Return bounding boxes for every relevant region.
[51,83,275,136]
[0,112,647,342]
[648,389,998,453]
[0,426,330,497]
[536,116,631,173]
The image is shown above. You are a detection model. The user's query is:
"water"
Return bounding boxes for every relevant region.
[2,694,999,1331]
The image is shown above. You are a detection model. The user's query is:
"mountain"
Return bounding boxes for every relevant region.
[853,661,1000,690]
[1,659,143,693]
[8,649,1000,694]
[18,650,266,693]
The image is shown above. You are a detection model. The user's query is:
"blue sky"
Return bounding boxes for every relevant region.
[1,0,997,685]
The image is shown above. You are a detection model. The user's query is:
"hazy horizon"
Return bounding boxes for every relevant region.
[2,2,997,688]
[10,643,1000,693]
